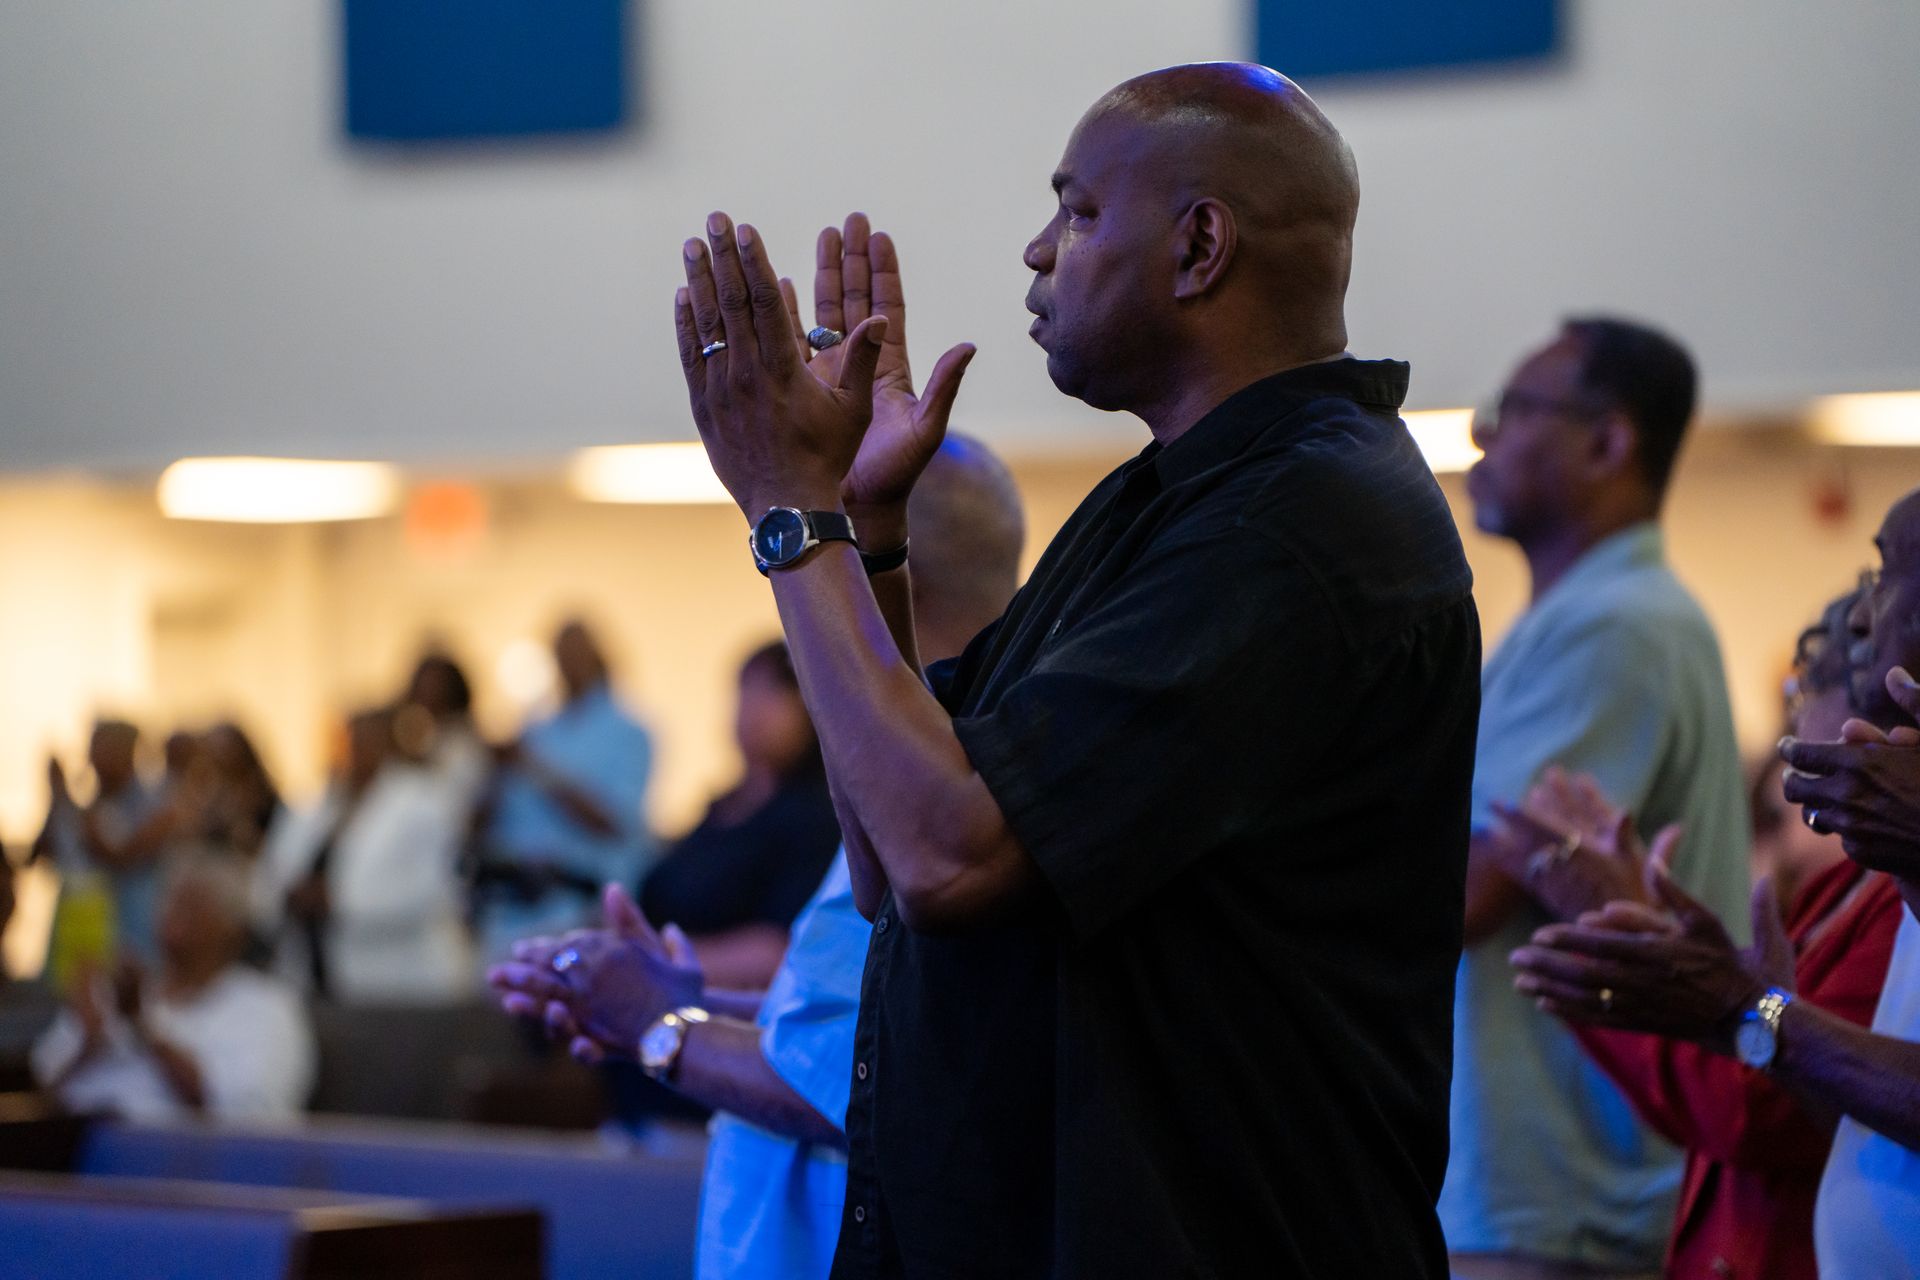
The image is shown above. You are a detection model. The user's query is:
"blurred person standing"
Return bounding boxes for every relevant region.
[32,855,314,1121]
[395,651,491,818]
[1445,319,1751,1279]
[475,619,654,968]
[1749,589,1863,904]
[1491,583,1900,1279]
[181,722,283,862]
[254,707,470,1003]
[30,720,172,971]
[639,640,841,989]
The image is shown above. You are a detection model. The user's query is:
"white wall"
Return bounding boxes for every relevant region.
[1,1,1917,470]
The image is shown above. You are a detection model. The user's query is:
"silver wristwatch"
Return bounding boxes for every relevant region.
[638,1006,709,1081]
[1734,987,1793,1071]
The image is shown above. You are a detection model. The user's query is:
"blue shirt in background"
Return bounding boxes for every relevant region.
[695,852,866,1280]
[479,683,654,966]
[1440,523,1752,1270]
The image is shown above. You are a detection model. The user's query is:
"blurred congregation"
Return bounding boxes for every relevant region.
[6,3,1920,1279]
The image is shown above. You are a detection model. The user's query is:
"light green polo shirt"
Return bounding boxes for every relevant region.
[1439,522,1753,1269]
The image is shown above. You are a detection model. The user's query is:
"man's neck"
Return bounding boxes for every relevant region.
[1522,512,1651,603]
[1134,345,1350,448]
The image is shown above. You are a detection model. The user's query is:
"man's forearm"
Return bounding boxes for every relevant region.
[1774,999,1920,1151]
[674,1016,844,1148]
[768,540,1024,929]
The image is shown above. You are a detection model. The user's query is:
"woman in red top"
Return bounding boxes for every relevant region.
[1487,587,1903,1278]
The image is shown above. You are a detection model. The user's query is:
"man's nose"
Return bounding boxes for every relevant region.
[1023,231,1053,273]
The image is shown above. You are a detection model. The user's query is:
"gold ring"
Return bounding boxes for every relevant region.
[1598,987,1615,1012]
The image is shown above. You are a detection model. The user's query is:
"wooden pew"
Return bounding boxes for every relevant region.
[0,1169,543,1280]
[74,1114,706,1279]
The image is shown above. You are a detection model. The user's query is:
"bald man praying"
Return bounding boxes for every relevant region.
[653,64,1481,1277]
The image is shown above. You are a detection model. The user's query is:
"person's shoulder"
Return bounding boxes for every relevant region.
[214,966,307,1021]
[1235,403,1474,638]
[1551,563,1719,658]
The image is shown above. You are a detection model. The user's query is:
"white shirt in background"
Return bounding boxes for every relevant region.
[1815,905,1920,1278]
[254,764,473,1002]
[31,967,314,1121]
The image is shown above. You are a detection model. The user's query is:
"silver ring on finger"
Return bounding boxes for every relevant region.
[700,340,729,359]
[807,326,844,352]
[551,947,582,975]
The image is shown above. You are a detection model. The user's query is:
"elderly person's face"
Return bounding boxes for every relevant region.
[157,874,243,975]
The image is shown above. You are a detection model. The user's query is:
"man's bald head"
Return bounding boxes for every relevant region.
[906,435,1025,663]
[1025,63,1359,430]
[1092,63,1359,250]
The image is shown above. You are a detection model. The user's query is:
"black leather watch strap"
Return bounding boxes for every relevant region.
[859,540,910,576]
[808,510,857,546]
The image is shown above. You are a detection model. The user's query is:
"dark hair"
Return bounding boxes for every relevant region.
[738,640,821,779]
[1562,316,1698,499]
[411,653,473,715]
[740,639,799,691]
[1790,583,1867,703]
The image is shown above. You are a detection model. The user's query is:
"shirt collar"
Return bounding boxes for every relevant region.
[1141,357,1413,488]
[1539,522,1666,605]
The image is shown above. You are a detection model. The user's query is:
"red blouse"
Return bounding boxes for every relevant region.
[1573,860,1903,1280]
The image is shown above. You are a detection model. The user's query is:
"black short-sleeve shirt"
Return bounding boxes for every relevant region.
[831,359,1481,1279]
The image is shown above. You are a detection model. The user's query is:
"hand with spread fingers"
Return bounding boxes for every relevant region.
[1780,664,1920,880]
[771,214,979,551]
[674,211,889,520]
[487,884,702,1064]
[1484,766,1684,921]
[1508,866,1795,1054]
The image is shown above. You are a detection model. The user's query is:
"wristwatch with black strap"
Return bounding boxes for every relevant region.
[749,506,909,577]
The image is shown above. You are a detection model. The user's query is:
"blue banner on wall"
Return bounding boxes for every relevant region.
[343,0,628,141]
[1256,0,1560,79]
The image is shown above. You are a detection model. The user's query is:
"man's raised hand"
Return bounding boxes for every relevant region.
[802,214,977,541]
[675,211,887,520]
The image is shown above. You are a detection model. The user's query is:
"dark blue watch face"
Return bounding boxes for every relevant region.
[755,508,809,566]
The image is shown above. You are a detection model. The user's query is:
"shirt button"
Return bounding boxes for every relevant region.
[855,1061,869,1081]
[853,1205,867,1224]
[876,914,889,934]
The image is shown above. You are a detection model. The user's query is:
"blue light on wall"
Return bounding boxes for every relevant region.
[343,0,629,142]
[1256,0,1560,79]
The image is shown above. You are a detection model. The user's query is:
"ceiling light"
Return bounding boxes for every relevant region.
[157,457,400,523]
[1809,391,1920,446]
[1403,409,1480,474]
[568,442,732,504]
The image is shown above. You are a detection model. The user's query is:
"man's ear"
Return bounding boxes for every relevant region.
[1173,199,1237,300]
[1590,410,1639,481]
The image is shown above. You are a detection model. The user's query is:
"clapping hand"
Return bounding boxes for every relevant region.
[1484,766,1683,921]
[487,885,703,1064]
[787,214,977,546]
[1509,866,1795,1053]
[1781,664,1920,879]
[675,212,888,521]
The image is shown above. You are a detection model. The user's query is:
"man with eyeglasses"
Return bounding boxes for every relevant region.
[1441,318,1752,1280]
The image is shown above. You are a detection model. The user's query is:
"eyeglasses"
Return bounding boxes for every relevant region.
[1472,389,1608,442]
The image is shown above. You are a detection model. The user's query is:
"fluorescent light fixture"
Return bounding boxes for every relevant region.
[157,457,400,523]
[568,442,732,504]
[1403,408,1480,474]
[1809,391,1920,446]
